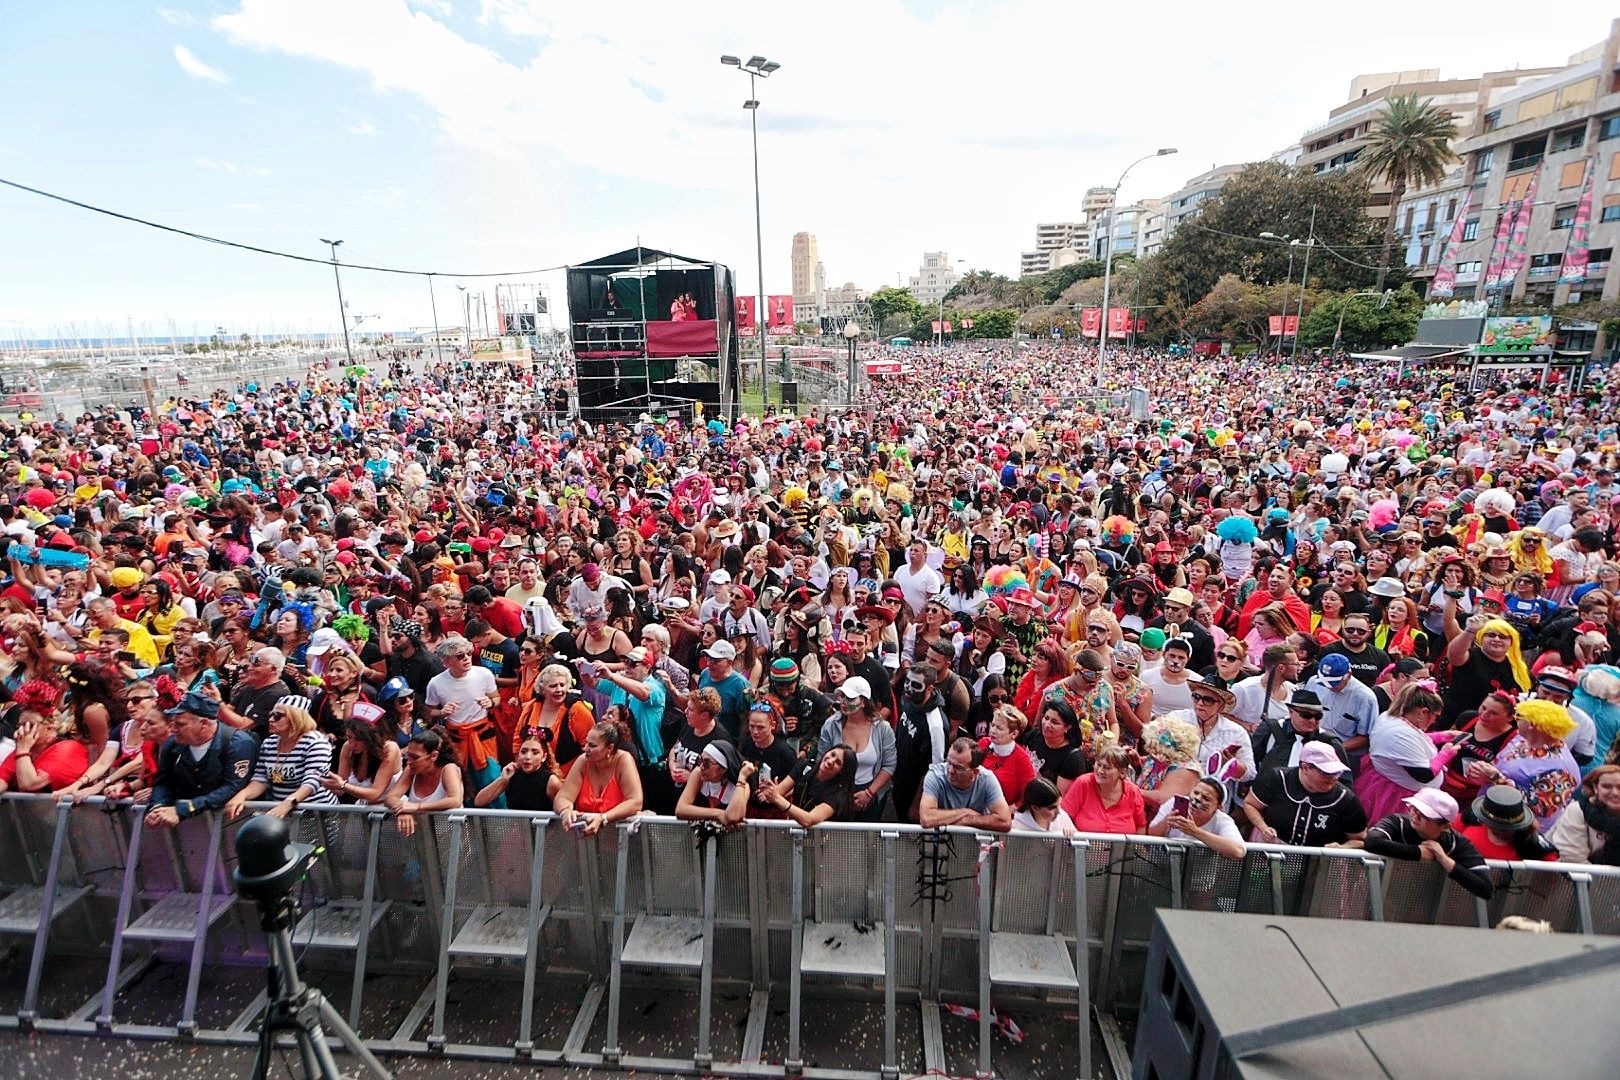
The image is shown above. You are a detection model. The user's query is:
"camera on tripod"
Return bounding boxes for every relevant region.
[233,815,391,1080]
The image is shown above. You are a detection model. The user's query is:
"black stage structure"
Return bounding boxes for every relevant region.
[566,246,740,424]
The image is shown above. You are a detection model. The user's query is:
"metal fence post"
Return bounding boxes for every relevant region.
[516,815,549,1054]
[882,829,899,1080]
[787,827,805,1074]
[976,838,994,1080]
[177,812,226,1037]
[1072,838,1092,1080]
[19,798,76,1027]
[428,813,465,1052]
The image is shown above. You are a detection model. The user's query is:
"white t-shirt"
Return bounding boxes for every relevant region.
[893,561,944,615]
[1150,802,1245,849]
[426,667,498,728]
[1142,668,1203,717]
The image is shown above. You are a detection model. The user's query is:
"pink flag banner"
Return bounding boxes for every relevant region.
[1427,192,1473,300]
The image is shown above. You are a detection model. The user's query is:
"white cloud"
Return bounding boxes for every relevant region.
[204,1,1611,294]
[173,44,228,82]
[196,157,271,176]
[156,7,195,26]
[348,120,378,135]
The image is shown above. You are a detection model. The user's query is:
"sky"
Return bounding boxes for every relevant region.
[0,1,1611,342]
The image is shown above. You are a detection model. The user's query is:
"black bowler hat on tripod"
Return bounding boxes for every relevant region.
[234,815,392,1080]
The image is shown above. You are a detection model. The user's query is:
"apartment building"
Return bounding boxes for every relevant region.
[1412,18,1620,308]
[790,232,823,321]
[1298,67,1559,230]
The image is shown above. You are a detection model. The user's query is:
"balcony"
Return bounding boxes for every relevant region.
[1506,154,1544,173]
[1527,266,1560,280]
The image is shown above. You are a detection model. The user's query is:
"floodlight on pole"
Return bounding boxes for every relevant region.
[1096,148,1176,382]
[721,51,780,411]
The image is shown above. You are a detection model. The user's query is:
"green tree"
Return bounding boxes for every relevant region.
[959,309,1018,338]
[868,286,925,338]
[1358,94,1459,290]
[1039,260,1105,302]
[1147,162,1388,318]
[1299,287,1423,352]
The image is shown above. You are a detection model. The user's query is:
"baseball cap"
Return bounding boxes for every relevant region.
[1139,628,1168,650]
[624,646,650,665]
[709,569,732,585]
[1402,788,1458,822]
[836,676,872,700]
[165,690,220,719]
[1318,653,1352,681]
[1298,741,1348,775]
[703,640,737,660]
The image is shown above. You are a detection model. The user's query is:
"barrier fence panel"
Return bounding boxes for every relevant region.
[8,796,1620,1079]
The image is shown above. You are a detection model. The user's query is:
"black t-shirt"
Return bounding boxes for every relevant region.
[670,722,720,776]
[1317,642,1389,688]
[1249,767,1368,846]
[504,767,553,812]
[475,637,521,681]
[1018,729,1085,785]
[231,682,286,741]
[740,735,798,789]
[1441,652,1524,727]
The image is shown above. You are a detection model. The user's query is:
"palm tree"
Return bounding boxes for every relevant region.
[1358,93,1458,290]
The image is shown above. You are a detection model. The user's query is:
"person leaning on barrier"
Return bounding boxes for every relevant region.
[758,743,858,827]
[145,690,257,829]
[918,737,1012,833]
[554,720,644,836]
[383,726,465,837]
[676,739,752,831]
[1361,788,1494,900]
[1243,741,1368,848]
[1148,776,1246,859]
[225,696,338,822]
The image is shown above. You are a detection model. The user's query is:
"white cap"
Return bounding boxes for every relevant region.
[709,569,732,585]
[704,640,737,660]
[836,676,872,700]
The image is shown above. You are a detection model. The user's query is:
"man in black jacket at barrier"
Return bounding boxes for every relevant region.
[145,691,258,828]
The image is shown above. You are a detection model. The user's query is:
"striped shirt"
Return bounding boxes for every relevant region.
[251,732,338,805]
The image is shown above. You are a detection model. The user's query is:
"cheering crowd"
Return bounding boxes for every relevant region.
[3,340,1620,903]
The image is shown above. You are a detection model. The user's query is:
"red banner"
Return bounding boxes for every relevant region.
[1080,308,1102,338]
[930,320,954,334]
[735,296,756,333]
[1268,315,1299,337]
[766,295,795,331]
[1428,192,1473,300]
[1560,170,1595,284]
[1106,308,1130,339]
[646,319,718,357]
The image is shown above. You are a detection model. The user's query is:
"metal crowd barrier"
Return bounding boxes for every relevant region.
[2,793,1619,1079]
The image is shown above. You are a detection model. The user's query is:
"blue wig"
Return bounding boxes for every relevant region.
[1214,515,1257,545]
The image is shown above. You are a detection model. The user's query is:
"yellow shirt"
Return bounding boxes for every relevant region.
[90,618,160,670]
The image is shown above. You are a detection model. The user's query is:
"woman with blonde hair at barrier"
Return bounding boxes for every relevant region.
[225,696,338,821]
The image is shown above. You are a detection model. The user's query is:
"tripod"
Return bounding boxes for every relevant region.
[247,895,392,1080]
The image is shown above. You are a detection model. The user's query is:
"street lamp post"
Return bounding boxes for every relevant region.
[1332,289,1392,355]
[721,54,781,408]
[842,320,861,407]
[1097,148,1176,382]
[1290,206,1317,361]
[1259,232,1295,357]
[427,273,443,367]
[319,238,354,366]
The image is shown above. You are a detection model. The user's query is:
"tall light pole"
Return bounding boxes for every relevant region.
[455,285,469,353]
[843,319,861,407]
[1097,148,1176,383]
[1260,232,1296,357]
[1290,205,1317,361]
[721,53,780,407]
[427,273,443,366]
[319,238,354,365]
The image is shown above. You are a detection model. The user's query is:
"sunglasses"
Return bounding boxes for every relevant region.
[987,695,1009,705]
[1218,652,1245,661]
[1190,694,1222,705]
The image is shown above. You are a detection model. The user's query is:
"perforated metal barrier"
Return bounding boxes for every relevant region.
[1,793,1617,1078]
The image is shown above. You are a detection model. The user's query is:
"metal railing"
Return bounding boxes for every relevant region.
[1,793,1617,1078]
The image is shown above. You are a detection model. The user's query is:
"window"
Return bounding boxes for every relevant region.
[1550,126,1585,153]
[1446,198,1458,222]
[1590,248,1613,264]
[1403,207,1415,235]
[1528,253,1563,268]
[1483,110,1501,132]
[1602,114,1620,141]
[1462,218,1480,241]
[1507,136,1544,171]
[1554,204,1577,229]
[1474,148,1493,178]
[1602,205,1620,224]
[1457,261,1482,275]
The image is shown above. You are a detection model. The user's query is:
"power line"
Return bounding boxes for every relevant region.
[1183,222,1396,272]
[0,175,569,279]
